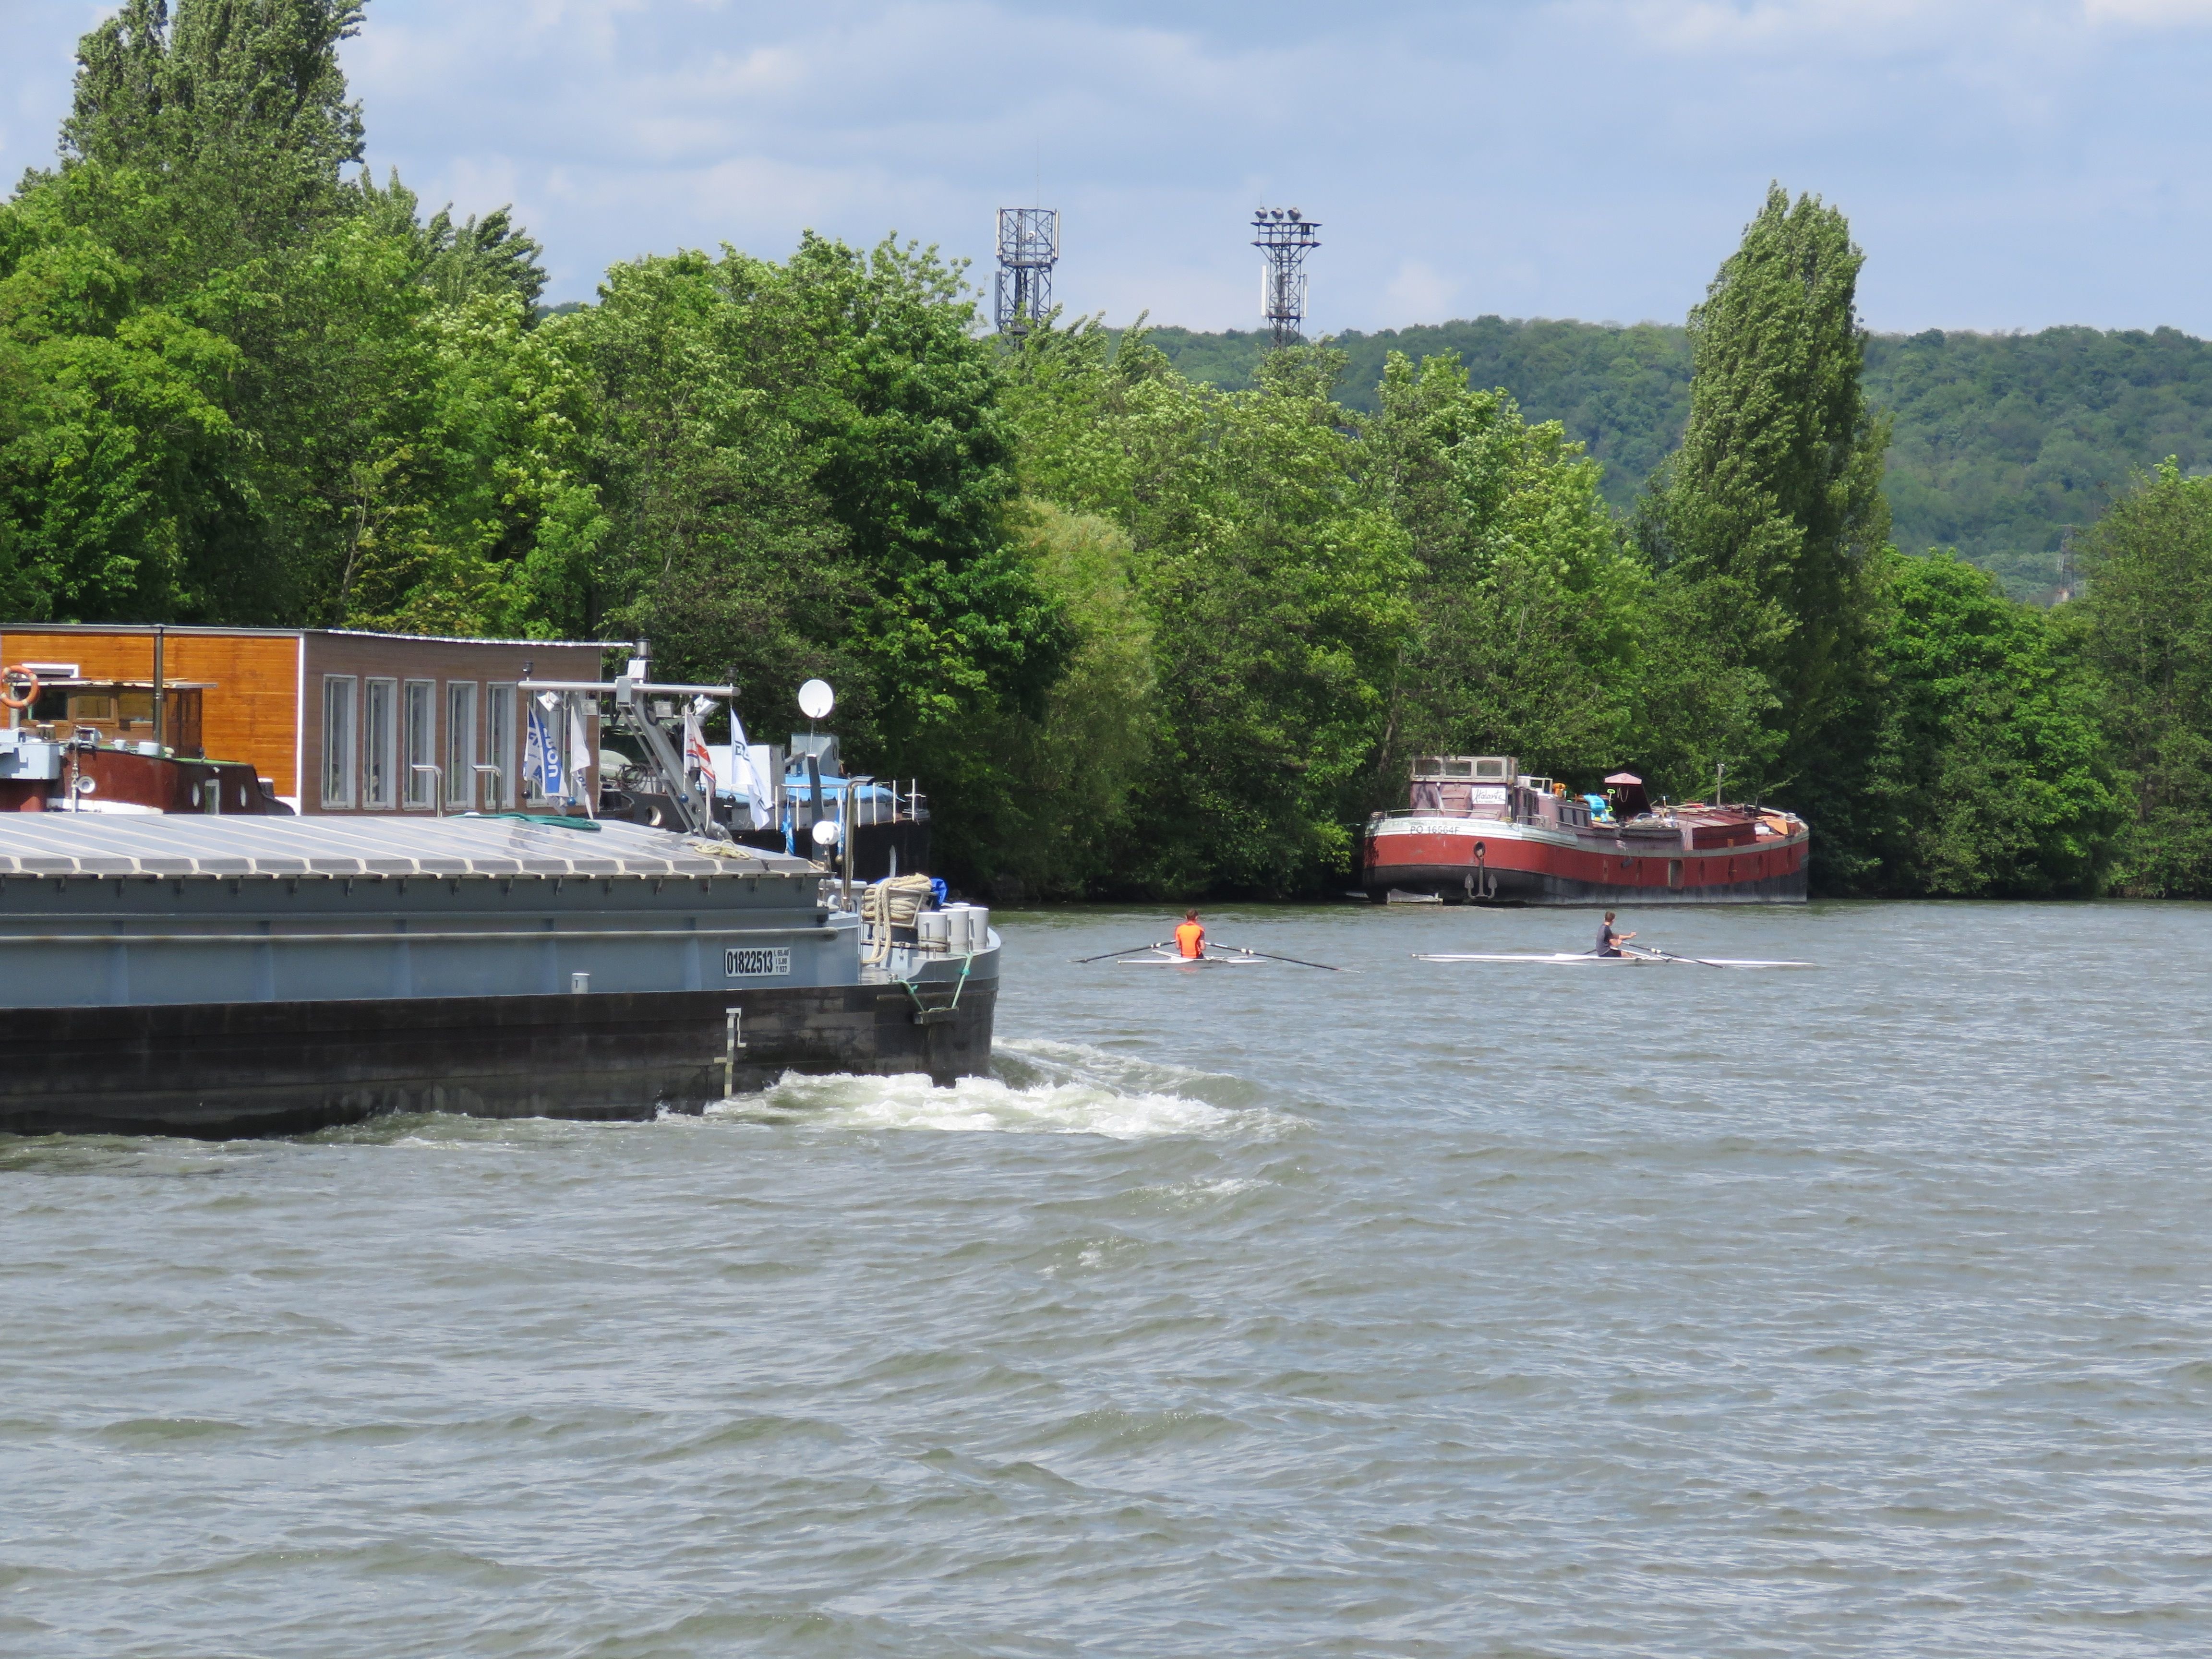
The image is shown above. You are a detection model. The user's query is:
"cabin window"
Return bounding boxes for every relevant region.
[363,679,397,809]
[321,676,358,808]
[486,685,517,809]
[402,680,436,808]
[445,682,479,809]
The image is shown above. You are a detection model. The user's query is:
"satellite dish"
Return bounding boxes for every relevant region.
[811,817,842,849]
[797,678,834,721]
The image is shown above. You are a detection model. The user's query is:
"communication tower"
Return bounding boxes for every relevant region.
[995,208,1058,336]
[1252,207,1321,347]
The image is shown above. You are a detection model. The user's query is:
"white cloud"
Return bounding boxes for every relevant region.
[2082,0,2212,21]
[8,0,2212,333]
[1381,261,1460,330]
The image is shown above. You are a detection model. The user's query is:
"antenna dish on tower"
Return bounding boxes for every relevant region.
[1252,207,1322,348]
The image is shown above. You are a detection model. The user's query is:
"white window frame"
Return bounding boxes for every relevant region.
[486,684,517,810]
[363,678,397,810]
[321,676,358,809]
[402,679,436,809]
[445,682,479,810]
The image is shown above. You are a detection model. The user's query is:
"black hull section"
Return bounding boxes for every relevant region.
[0,982,996,1140]
[1367,865,1808,906]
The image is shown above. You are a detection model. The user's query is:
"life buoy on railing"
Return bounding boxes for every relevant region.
[0,665,39,709]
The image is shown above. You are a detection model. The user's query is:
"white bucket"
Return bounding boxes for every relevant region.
[966,906,991,952]
[917,910,951,952]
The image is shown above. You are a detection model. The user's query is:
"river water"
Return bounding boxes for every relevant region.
[3,901,2210,1657]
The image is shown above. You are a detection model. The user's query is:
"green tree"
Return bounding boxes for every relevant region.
[1362,348,1643,795]
[358,170,547,313]
[1862,552,2116,895]
[49,0,368,287]
[2077,459,2212,894]
[963,502,1156,895]
[0,188,250,620]
[2,1,583,631]
[1008,329,1414,893]
[567,238,1069,879]
[1639,183,1892,867]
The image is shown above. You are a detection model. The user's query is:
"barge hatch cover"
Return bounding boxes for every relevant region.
[0,815,824,881]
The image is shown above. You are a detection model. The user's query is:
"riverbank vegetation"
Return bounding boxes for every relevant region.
[2,1,2207,898]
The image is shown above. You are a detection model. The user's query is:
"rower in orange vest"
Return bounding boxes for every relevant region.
[1174,910,1206,959]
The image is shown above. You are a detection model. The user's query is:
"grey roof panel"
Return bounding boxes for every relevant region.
[0,814,822,879]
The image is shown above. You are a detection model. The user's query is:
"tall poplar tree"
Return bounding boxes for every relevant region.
[55,0,368,281]
[1640,184,1891,830]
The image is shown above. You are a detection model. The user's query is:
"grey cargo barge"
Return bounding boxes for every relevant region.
[0,816,997,1139]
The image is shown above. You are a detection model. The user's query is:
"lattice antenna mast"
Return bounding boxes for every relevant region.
[1252,207,1320,348]
[995,208,1059,336]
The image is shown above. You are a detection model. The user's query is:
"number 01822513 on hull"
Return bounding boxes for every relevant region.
[0,816,996,1139]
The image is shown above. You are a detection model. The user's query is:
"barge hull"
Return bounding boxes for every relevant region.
[0,981,996,1140]
[1367,860,1808,905]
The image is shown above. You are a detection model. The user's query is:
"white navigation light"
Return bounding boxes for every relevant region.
[797,678,835,720]
[811,817,842,849]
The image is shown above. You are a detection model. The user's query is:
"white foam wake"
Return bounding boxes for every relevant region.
[706,1039,1298,1141]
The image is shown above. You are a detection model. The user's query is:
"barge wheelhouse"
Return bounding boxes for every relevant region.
[1361,755,1808,905]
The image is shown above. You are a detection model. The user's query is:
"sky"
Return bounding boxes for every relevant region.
[6,1,2212,336]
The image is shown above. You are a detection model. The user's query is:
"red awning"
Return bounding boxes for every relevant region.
[1603,772,1642,786]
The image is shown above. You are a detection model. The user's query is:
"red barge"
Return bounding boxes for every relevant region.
[1361,755,1808,905]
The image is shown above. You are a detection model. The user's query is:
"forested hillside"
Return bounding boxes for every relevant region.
[1150,321,2212,601]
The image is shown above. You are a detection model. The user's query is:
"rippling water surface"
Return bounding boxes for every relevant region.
[5,901,2212,1657]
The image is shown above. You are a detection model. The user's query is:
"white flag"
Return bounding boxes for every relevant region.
[566,696,593,813]
[727,713,770,829]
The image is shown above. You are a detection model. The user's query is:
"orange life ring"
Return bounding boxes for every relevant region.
[0,665,39,710]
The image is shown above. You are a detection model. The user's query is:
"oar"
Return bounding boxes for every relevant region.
[1208,941,1342,972]
[1072,941,1170,964]
[1624,943,1721,969]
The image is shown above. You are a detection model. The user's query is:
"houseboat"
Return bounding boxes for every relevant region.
[1361,756,1809,905]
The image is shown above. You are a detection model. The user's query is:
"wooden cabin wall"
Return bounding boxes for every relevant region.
[0,629,302,793]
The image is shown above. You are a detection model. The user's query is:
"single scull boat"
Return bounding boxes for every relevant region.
[1118,948,1266,967]
[1415,949,1812,969]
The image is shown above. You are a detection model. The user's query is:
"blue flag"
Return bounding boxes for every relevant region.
[525,694,565,799]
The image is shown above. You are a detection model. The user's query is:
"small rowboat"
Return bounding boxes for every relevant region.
[1118,949,1267,967]
[1415,950,1812,969]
